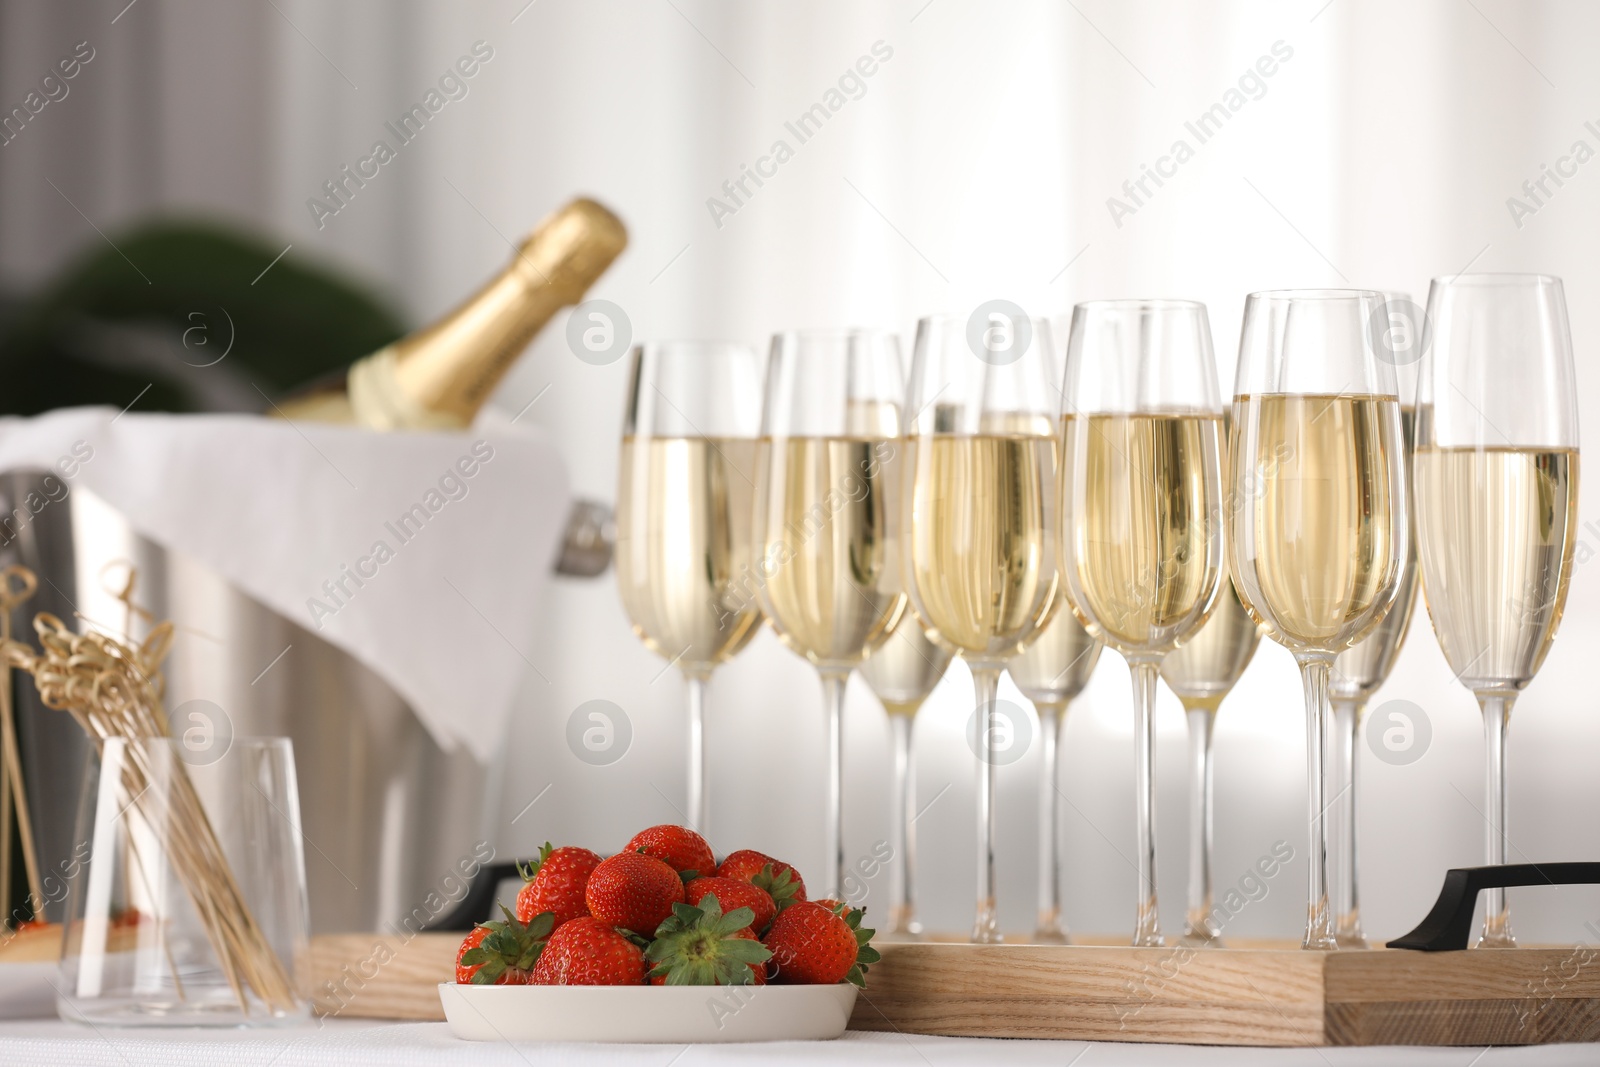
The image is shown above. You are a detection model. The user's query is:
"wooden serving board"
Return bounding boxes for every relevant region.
[306,932,1600,1046]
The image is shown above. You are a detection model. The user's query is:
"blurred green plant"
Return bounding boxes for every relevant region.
[0,220,406,415]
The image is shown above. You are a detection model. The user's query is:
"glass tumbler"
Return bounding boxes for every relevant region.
[58,737,310,1026]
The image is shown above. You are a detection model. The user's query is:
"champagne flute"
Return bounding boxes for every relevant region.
[1229,290,1408,950]
[905,312,1060,943]
[1414,274,1579,948]
[1160,575,1260,945]
[860,613,955,938]
[755,329,908,897]
[617,341,766,834]
[1009,600,1102,942]
[1330,294,1422,948]
[1060,300,1225,947]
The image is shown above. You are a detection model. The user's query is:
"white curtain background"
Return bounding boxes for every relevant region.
[3,0,1598,943]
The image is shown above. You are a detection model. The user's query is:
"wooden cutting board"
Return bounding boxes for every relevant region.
[306,932,1600,1046]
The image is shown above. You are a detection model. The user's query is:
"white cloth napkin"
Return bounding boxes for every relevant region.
[0,406,569,762]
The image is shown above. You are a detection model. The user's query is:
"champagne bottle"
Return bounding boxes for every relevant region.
[276,196,627,575]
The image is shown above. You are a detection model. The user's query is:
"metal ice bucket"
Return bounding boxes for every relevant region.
[2,471,503,935]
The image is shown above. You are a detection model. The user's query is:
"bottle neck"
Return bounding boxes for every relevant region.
[350,198,626,429]
[366,265,558,428]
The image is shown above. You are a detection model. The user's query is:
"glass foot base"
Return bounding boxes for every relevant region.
[1179,927,1223,949]
[1475,933,1518,949]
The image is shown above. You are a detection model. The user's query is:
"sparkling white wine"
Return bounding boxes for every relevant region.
[616,436,762,674]
[1010,595,1103,705]
[1060,413,1223,653]
[907,435,1057,659]
[1160,578,1260,711]
[1229,394,1403,652]
[861,615,955,717]
[755,437,906,669]
[1333,408,1419,698]
[1414,446,1579,692]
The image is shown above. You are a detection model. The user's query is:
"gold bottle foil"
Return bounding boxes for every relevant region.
[276,197,627,429]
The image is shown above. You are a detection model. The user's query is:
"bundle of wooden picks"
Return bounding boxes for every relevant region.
[0,564,297,1015]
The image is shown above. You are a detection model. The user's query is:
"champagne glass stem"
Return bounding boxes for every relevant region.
[971,666,1002,944]
[1130,659,1163,947]
[1183,703,1218,944]
[1478,692,1516,947]
[1297,655,1336,949]
[888,712,919,936]
[1035,701,1067,942]
[820,669,850,900]
[685,673,710,835]
[1332,698,1368,947]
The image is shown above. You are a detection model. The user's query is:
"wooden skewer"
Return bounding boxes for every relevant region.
[1,743,12,923]
[0,566,44,918]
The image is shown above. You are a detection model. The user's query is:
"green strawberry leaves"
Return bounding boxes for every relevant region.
[460,905,554,985]
[751,863,804,913]
[517,842,557,884]
[645,897,773,986]
[833,903,881,988]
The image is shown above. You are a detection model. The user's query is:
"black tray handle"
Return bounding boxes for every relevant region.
[431,861,527,932]
[1387,862,1600,951]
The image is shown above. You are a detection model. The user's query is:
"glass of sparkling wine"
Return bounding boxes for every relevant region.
[905,313,1060,943]
[616,342,765,835]
[755,329,909,898]
[1060,300,1226,948]
[1414,274,1579,948]
[1229,290,1408,950]
[1330,294,1422,948]
[1160,575,1261,946]
[860,612,955,938]
[1009,601,1102,942]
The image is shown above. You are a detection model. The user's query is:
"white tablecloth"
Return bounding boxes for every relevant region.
[0,1022,1592,1066]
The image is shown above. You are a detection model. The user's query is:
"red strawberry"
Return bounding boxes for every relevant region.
[645,897,772,985]
[456,906,554,985]
[455,927,492,984]
[625,825,714,877]
[515,843,601,927]
[532,916,646,986]
[585,851,685,934]
[763,900,880,986]
[684,876,777,935]
[715,849,807,913]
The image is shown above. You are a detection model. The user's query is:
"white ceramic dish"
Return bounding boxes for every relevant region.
[438,982,859,1043]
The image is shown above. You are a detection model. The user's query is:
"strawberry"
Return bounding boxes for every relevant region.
[456,905,555,985]
[531,916,646,986]
[515,842,601,928]
[585,851,685,934]
[715,849,807,913]
[763,900,880,987]
[625,824,714,878]
[645,897,772,985]
[455,927,492,984]
[684,876,777,935]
